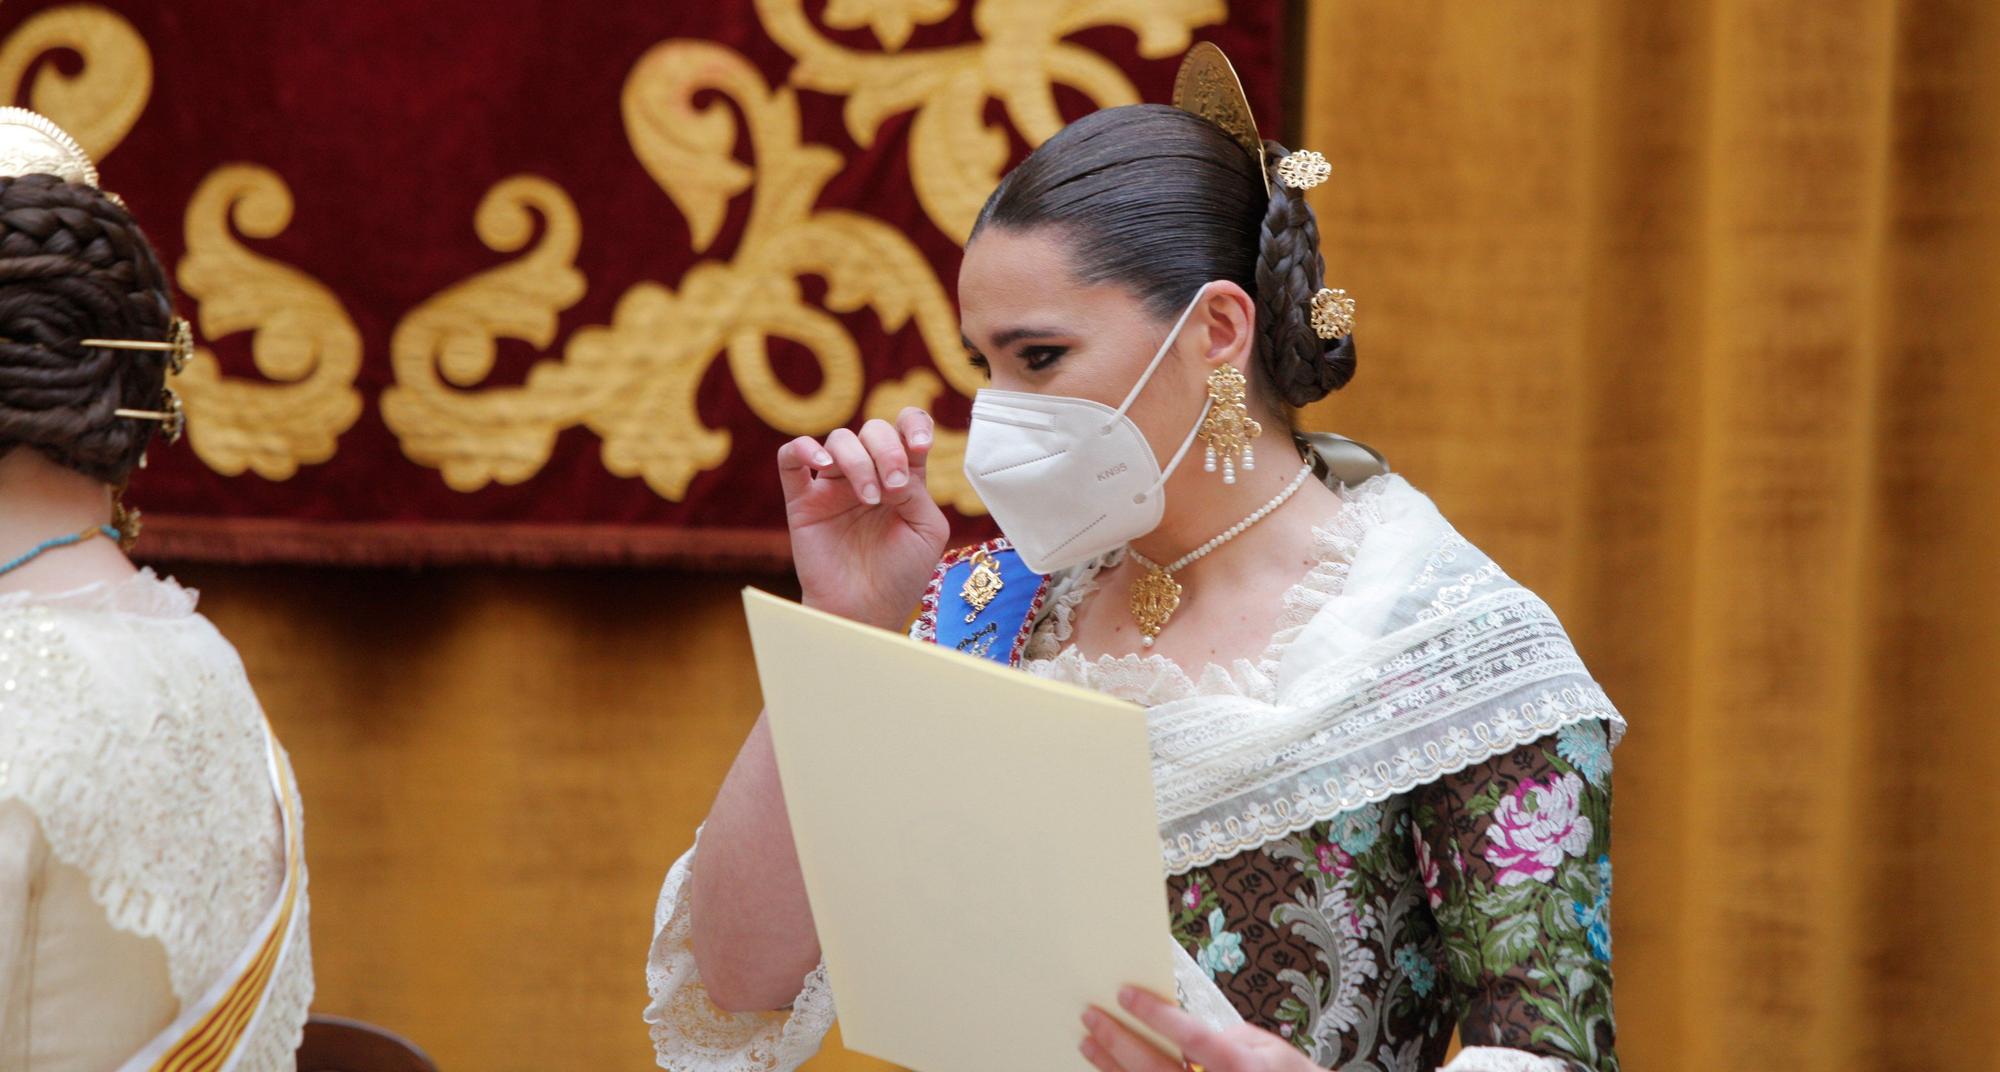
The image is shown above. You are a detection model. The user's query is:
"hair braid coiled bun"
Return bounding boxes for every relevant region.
[0,172,174,484]
[1254,142,1355,407]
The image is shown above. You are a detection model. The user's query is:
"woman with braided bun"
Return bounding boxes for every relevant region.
[648,47,1621,1072]
[0,110,311,1071]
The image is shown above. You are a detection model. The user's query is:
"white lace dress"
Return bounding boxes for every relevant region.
[646,475,1621,1072]
[0,572,313,1072]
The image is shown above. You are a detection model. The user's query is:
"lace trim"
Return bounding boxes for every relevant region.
[1022,475,1395,702]
[0,568,197,616]
[1439,1047,1574,1072]
[0,602,299,1012]
[1152,585,1626,873]
[645,826,835,1072]
[1159,686,1623,874]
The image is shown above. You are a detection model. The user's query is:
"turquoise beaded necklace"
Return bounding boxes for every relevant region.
[0,524,120,578]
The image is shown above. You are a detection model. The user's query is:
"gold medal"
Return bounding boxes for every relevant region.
[960,548,1004,623]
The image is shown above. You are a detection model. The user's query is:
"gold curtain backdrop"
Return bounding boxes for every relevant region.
[76,1,2000,1070]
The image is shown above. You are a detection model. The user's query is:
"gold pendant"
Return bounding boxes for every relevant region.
[960,548,1004,623]
[1128,565,1184,648]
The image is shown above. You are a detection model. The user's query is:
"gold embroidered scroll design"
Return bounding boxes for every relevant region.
[384,39,972,506]
[756,0,1227,243]
[380,176,589,490]
[0,4,150,161]
[821,0,956,51]
[576,38,968,500]
[174,165,364,479]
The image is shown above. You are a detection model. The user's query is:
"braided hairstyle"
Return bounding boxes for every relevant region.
[970,104,1354,411]
[0,172,174,485]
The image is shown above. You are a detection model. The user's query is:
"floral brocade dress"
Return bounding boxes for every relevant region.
[1022,495,1618,1072]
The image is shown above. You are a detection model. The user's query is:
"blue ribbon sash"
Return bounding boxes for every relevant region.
[916,538,1048,667]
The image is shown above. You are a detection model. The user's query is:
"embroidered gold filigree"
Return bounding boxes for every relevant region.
[0,5,150,161]
[1128,565,1183,647]
[757,0,1226,242]
[174,165,364,479]
[381,176,590,490]
[822,0,957,52]
[470,39,968,500]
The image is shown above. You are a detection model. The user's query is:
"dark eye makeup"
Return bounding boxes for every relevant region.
[1019,344,1067,371]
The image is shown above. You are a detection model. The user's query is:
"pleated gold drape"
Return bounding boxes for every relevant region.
[1298,2,2000,1068]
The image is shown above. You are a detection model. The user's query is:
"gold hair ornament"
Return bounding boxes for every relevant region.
[1310,288,1356,340]
[115,385,185,444]
[1275,149,1331,191]
[1172,43,1271,197]
[84,315,194,374]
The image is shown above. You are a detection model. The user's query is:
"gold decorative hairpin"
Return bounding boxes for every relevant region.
[84,315,194,374]
[1310,288,1356,340]
[115,385,185,444]
[1276,150,1331,191]
[1172,42,1271,196]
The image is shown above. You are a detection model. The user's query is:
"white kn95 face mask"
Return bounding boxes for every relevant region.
[962,282,1220,574]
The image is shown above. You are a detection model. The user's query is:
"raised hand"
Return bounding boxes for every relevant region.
[777,407,952,631]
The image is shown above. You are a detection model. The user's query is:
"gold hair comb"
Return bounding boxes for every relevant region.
[84,316,194,374]
[1172,43,1271,196]
[1173,45,1338,199]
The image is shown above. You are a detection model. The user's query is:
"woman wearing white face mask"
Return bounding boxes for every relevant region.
[647,46,1624,1072]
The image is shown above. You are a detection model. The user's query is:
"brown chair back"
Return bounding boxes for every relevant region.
[295,1014,439,1072]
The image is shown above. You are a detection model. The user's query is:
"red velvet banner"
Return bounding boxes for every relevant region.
[0,0,1288,567]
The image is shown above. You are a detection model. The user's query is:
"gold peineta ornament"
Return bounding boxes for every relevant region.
[1172,42,1270,196]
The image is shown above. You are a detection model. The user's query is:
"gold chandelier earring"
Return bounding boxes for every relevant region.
[1199,365,1262,485]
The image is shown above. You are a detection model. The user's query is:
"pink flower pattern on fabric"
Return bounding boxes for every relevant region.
[1483,771,1593,887]
[1316,842,1353,876]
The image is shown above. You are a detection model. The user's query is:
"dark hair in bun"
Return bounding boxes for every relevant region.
[0,173,174,484]
[970,104,1354,409]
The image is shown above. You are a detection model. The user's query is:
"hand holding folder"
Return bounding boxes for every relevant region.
[742,588,1180,1072]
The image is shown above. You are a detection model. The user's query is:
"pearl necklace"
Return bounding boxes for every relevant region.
[1125,461,1317,647]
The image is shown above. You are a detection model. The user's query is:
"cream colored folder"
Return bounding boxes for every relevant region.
[741,588,1179,1072]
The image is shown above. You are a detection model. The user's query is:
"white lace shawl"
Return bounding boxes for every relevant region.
[0,572,314,1070]
[644,475,1622,1072]
[1091,474,1626,877]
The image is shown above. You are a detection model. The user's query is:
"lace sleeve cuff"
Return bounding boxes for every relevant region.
[643,827,836,1072]
[1439,1047,1575,1072]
